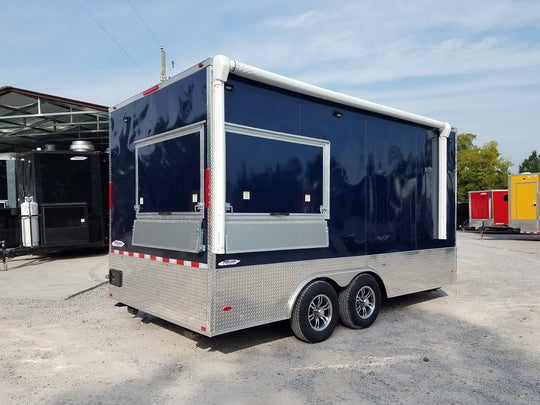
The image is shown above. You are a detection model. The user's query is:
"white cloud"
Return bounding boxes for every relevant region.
[267,10,321,28]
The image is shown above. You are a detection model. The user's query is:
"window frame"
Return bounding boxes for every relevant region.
[133,121,206,219]
[224,122,330,219]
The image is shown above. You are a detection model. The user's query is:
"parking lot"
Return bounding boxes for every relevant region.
[0,232,539,404]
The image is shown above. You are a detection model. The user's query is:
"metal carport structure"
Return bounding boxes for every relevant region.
[0,86,108,153]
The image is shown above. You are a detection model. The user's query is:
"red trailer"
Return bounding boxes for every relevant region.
[468,190,508,229]
[491,190,509,226]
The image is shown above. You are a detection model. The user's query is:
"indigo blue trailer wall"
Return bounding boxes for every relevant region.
[109,56,456,342]
[110,67,208,264]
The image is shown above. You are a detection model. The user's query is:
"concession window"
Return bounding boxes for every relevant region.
[224,123,330,253]
[132,122,205,253]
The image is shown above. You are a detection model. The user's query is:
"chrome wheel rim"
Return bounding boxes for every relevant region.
[355,286,375,319]
[308,294,333,331]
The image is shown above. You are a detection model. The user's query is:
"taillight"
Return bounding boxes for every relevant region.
[205,169,210,208]
[109,182,113,210]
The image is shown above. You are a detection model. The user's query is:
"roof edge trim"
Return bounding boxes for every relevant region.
[0,86,108,111]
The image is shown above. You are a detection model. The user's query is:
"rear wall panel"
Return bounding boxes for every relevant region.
[109,68,208,262]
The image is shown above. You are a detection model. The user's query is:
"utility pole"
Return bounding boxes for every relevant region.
[160,47,166,82]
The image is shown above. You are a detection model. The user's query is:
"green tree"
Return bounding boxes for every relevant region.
[518,150,540,173]
[457,133,512,202]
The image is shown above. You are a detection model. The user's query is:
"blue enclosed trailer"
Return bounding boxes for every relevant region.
[109,56,456,342]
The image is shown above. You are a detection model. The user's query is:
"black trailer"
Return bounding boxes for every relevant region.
[0,145,108,258]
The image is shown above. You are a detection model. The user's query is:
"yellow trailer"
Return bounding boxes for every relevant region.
[508,173,540,234]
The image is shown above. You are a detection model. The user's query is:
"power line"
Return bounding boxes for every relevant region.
[127,0,162,47]
[75,0,153,79]
[127,1,171,82]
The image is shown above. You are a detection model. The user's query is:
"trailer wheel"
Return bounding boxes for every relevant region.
[339,274,381,329]
[290,280,338,343]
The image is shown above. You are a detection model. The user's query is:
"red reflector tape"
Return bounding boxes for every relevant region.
[143,84,159,96]
[205,168,210,208]
[110,249,207,269]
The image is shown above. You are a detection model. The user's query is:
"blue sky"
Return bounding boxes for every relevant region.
[2,0,539,171]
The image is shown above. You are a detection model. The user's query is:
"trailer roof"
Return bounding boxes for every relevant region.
[0,86,109,153]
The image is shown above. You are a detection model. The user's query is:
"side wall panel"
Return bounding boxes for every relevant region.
[221,75,455,266]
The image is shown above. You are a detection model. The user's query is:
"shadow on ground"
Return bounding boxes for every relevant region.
[127,288,449,354]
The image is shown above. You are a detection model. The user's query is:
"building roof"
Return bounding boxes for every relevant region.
[0,86,109,153]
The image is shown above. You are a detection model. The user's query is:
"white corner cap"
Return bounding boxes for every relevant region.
[212,55,231,82]
[440,122,452,138]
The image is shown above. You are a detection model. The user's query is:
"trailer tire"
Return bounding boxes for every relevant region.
[290,280,338,343]
[339,274,380,329]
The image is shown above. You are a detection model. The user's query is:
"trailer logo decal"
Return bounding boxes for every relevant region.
[218,259,241,266]
[112,240,125,248]
[110,249,207,269]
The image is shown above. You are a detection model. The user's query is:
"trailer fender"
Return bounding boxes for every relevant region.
[286,268,384,318]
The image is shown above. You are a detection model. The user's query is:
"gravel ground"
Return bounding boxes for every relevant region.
[1,232,539,404]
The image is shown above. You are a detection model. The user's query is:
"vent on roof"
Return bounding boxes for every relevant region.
[70,140,94,153]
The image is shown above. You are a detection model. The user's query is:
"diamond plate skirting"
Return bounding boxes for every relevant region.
[109,247,456,337]
[109,254,210,333]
